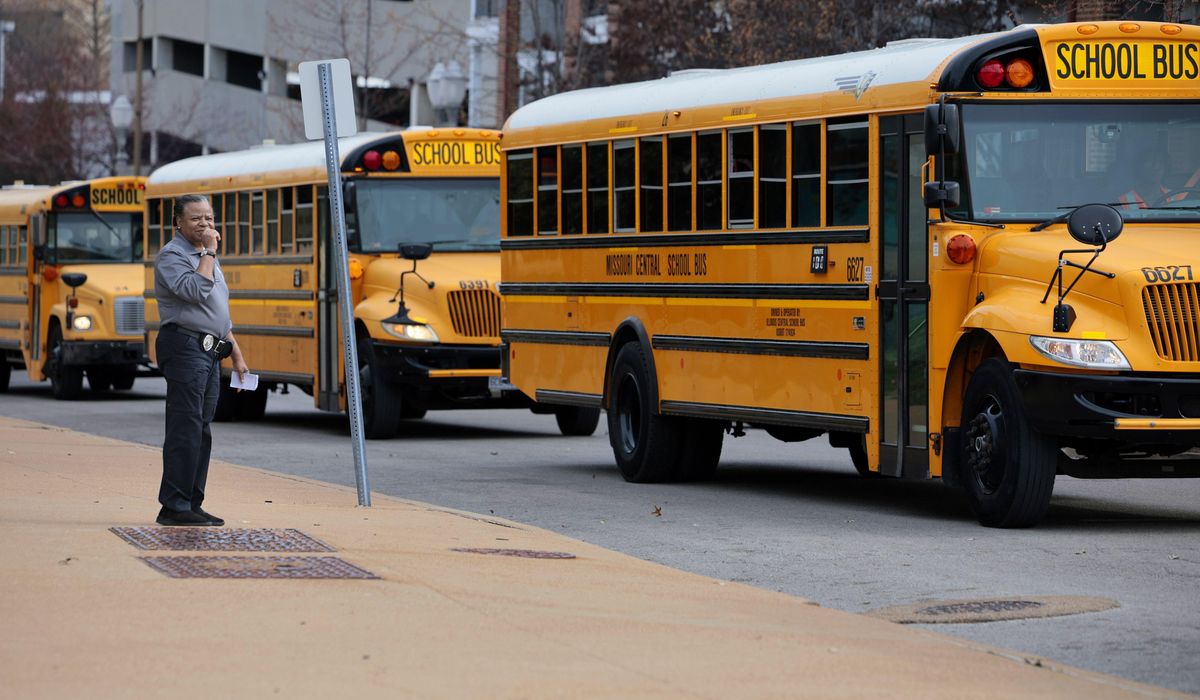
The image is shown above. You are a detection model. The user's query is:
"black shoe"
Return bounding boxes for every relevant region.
[192,506,224,526]
[156,506,214,526]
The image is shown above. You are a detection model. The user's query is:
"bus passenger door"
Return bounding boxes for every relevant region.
[316,189,341,412]
[877,114,930,478]
[27,214,45,364]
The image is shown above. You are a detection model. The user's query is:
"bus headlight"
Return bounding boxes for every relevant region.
[71,315,93,331]
[1029,336,1130,370]
[382,322,439,342]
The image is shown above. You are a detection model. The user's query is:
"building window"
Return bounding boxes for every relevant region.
[123,38,152,72]
[792,122,821,227]
[226,49,263,91]
[171,38,204,77]
[827,121,869,226]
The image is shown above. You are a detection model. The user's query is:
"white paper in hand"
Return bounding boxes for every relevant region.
[230,372,259,391]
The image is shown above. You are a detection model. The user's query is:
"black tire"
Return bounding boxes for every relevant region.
[555,405,601,436]
[674,418,723,481]
[47,325,83,400]
[110,366,136,391]
[87,368,113,393]
[0,362,10,393]
[358,334,400,439]
[399,391,427,420]
[960,358,1057,528]
[234,386,269,420]
[607,343,680,482]
[847,435,876,478]
[213,381,238,422]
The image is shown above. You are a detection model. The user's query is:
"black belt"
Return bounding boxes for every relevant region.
[162,324,232,359]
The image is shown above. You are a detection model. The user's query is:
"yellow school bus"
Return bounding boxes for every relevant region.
[500,21,1200,527]
[144,129,597,438]
[0,177,148,398]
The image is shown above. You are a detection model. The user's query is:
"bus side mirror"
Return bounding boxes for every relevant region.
[61,272,87,289]
[400,243,432,261]
[924,181,960,209]
[924,103,960,156]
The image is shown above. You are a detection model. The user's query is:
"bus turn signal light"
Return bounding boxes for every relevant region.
[946,234,976,265]
[382,150,401,170]
[1006,59,1034,88]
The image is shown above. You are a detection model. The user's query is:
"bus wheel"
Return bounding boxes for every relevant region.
[0,362,9,392]
[47,325,83,400]
[399,392,427,420]
[607,343,680,482]
[555,406,600,436]
[87,368,113,393]
[674,418,723,481]
[111,366,136,391]
[358,335,400,439]
[960,358,1057,528]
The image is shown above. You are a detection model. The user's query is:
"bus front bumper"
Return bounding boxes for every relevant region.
[1012,368,1200,477]
[62,340,147,367]
[370,340,531,408]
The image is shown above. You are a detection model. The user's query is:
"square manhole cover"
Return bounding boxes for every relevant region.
[111,527,334,552]
[140,556,378,579]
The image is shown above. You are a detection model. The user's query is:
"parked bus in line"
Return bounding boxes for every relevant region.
[0,177,148,398]
[143,129,599,439]
[498,21,1200,527]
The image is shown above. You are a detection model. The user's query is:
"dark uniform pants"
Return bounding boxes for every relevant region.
[156,328,221,512]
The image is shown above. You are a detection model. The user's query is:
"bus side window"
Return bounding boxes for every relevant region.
[537,146,558,235]
[1,226,8,266]
[316,186,329,248]
[296,185,314,254]
[147,198,161,256]
[827,121,869,227]
[640,136,664,233]
[506,150,533,236]
[266,189,279,254]
[237,191,252,255]
[585,142,609,234]
[792,122,821,227]
[728,128,754,228]
[697,130,723,230]
[562,145,583,235]
[667,134,692,231]
[280,187,295,254]
[613,140,636,232]
[759,125,786,229]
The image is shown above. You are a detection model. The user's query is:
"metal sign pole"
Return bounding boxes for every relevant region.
[318,62,371,506]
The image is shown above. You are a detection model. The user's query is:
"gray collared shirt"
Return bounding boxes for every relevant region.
[154,232,232,338]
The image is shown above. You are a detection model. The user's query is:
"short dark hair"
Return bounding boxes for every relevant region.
[172,194,210,228]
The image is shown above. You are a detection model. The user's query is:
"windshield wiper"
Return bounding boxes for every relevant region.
[1031,203,1128,232]
[1133,205,1200,212]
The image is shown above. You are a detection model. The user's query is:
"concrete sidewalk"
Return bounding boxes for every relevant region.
[0,416,1189,699]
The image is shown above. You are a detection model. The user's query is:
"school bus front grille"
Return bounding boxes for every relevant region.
[1142,283,1200,362]
[114,296,145,336]
[447,289,501,338]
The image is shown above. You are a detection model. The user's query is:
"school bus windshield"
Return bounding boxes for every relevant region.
[49,212,140,263]
[355,178,500,253]
[957,103,1200,223]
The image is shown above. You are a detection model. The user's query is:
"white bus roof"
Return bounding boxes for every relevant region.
[506,30,1011,130]
[147,131,400,187]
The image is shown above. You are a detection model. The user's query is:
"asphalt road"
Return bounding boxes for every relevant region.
[3,373,1199,695]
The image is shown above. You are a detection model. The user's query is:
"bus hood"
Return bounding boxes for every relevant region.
[57,264,145,302]
[978,226,1197,308]
[356,252,501,343]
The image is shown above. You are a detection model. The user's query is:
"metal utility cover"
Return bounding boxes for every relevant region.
[111,527,334,552]
[451,547,576,559]
[867,596,1119,624]
[140,556,378,579]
